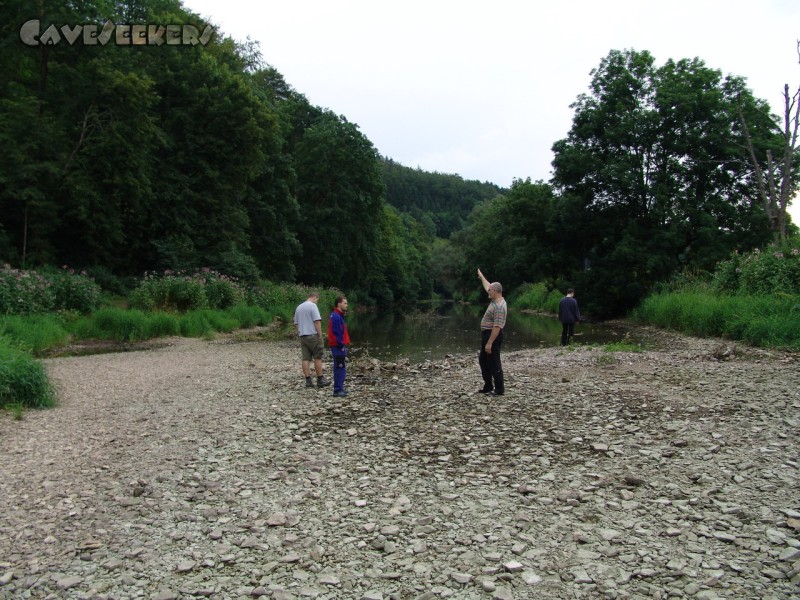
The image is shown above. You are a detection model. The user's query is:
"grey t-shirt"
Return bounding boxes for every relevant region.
[294,300,321,336]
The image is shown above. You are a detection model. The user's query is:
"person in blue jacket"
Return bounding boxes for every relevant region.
[326,296,350,397]
[558,288,581,346]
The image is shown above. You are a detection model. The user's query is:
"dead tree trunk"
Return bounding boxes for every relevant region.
[739,41,800,240]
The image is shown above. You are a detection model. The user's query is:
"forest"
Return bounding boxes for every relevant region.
[1,0,797,317]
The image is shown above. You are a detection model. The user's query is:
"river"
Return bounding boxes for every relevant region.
[345,302,635,362]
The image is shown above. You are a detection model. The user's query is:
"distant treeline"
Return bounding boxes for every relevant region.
[1,1,796,315]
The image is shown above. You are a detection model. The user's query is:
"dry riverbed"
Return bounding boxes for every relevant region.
[1,327,799,600]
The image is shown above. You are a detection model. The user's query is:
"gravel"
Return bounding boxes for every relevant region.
[0,327,798,599]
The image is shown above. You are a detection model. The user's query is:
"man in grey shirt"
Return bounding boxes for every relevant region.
[293,292,330,388]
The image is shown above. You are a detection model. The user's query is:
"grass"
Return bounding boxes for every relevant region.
[0,314,71,355]
[0,341,56,409]
[632,291,800,350]
[603,341,645,352]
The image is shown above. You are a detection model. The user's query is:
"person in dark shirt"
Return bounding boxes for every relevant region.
[558,288,581,346]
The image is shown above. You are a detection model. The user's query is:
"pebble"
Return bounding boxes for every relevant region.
[0,335,797,600]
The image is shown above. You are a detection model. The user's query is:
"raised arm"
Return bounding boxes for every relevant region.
[477,268,490,292]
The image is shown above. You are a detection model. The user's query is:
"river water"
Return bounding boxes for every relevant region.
[345,303,635,362]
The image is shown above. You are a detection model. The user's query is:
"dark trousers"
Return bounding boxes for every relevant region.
[561,322,575,346]
[479,328,504,394]
[331,346,347,392]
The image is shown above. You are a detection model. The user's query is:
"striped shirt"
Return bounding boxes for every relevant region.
[481,298,507,330]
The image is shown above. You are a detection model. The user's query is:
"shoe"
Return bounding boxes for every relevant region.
[317,378,331,388]
[305,379,314,388]
[333,390,348,397]
[487,390,504,396]
[478,388,493,394]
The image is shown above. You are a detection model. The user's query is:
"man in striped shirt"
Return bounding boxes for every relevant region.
[477,268,507,396]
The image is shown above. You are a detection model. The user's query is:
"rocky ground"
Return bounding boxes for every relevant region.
[0,327,798,600]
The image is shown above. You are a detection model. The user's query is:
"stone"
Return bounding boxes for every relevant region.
[2,335,798,600]
[56,576,83,590]
[451,572,473,584]
[176,560,196,573]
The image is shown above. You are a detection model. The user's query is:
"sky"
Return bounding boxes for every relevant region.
[183,0,800,222]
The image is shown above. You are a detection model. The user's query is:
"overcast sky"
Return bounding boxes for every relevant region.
[184,0,800,221]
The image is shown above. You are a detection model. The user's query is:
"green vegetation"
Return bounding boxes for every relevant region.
[510,282,562,314]
[0,266,345,412]
[3,2,795,316]
[632,239,800,349]
[602,341,645,353]
[0,313,72,355]
[0,265,101,315]
[509,238,800,350]
[382,158,502,238]
[0,341,55,410]
[634,291,800,349]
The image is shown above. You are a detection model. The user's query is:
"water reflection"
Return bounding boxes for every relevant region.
[346,303,632,362]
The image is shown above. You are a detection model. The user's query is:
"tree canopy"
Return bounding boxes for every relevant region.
[1,4,794,315]
[547,49,783,315]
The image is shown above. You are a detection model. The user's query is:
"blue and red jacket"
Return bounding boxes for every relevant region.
[327,308,350,348]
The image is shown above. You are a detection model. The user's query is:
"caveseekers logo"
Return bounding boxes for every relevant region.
[19,19,216,46]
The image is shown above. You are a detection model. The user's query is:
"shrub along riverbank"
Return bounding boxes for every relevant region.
[511,236,800,350]
[0,267,342,411]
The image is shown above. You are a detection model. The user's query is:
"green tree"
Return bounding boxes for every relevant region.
[293,112,385,293]
[551,49,778,315]
[382,158,502,238]
[244,67,305,281]
[452,179,558,297]
[368,204,433,304]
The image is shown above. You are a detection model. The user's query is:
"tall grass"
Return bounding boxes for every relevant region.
[0,314,71,355]
[72,308,152,342]
[0,341,56,409]
[632,291,800,349]
[71,305,274,342]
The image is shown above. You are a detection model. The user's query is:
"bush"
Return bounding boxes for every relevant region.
[713,237,800,295]
[74,308,150,342]
[246,281,341,322]
[178,309,237,338]
[198,270,244,309]
[512,282,562,313]
[84,266,135,296]
[40,266,102,313]
[0,265,56,315]
[226,303,271,328]
[0,341,56,408]
[130,269,245,312]
[0,265,101,315]
[633,291,800,349]
[145,312,180,338]
[130,272,206,312]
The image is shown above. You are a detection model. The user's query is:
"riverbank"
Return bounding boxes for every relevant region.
[0,328,798,599]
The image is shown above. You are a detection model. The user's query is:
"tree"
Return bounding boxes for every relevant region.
[738,40,800,240]
[292,112,385,292]
[452,179,558,296]
[551,49,779,315]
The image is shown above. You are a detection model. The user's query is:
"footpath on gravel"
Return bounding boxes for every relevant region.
[0,329,798,600]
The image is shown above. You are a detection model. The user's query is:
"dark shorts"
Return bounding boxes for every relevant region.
[300,335,324,361]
